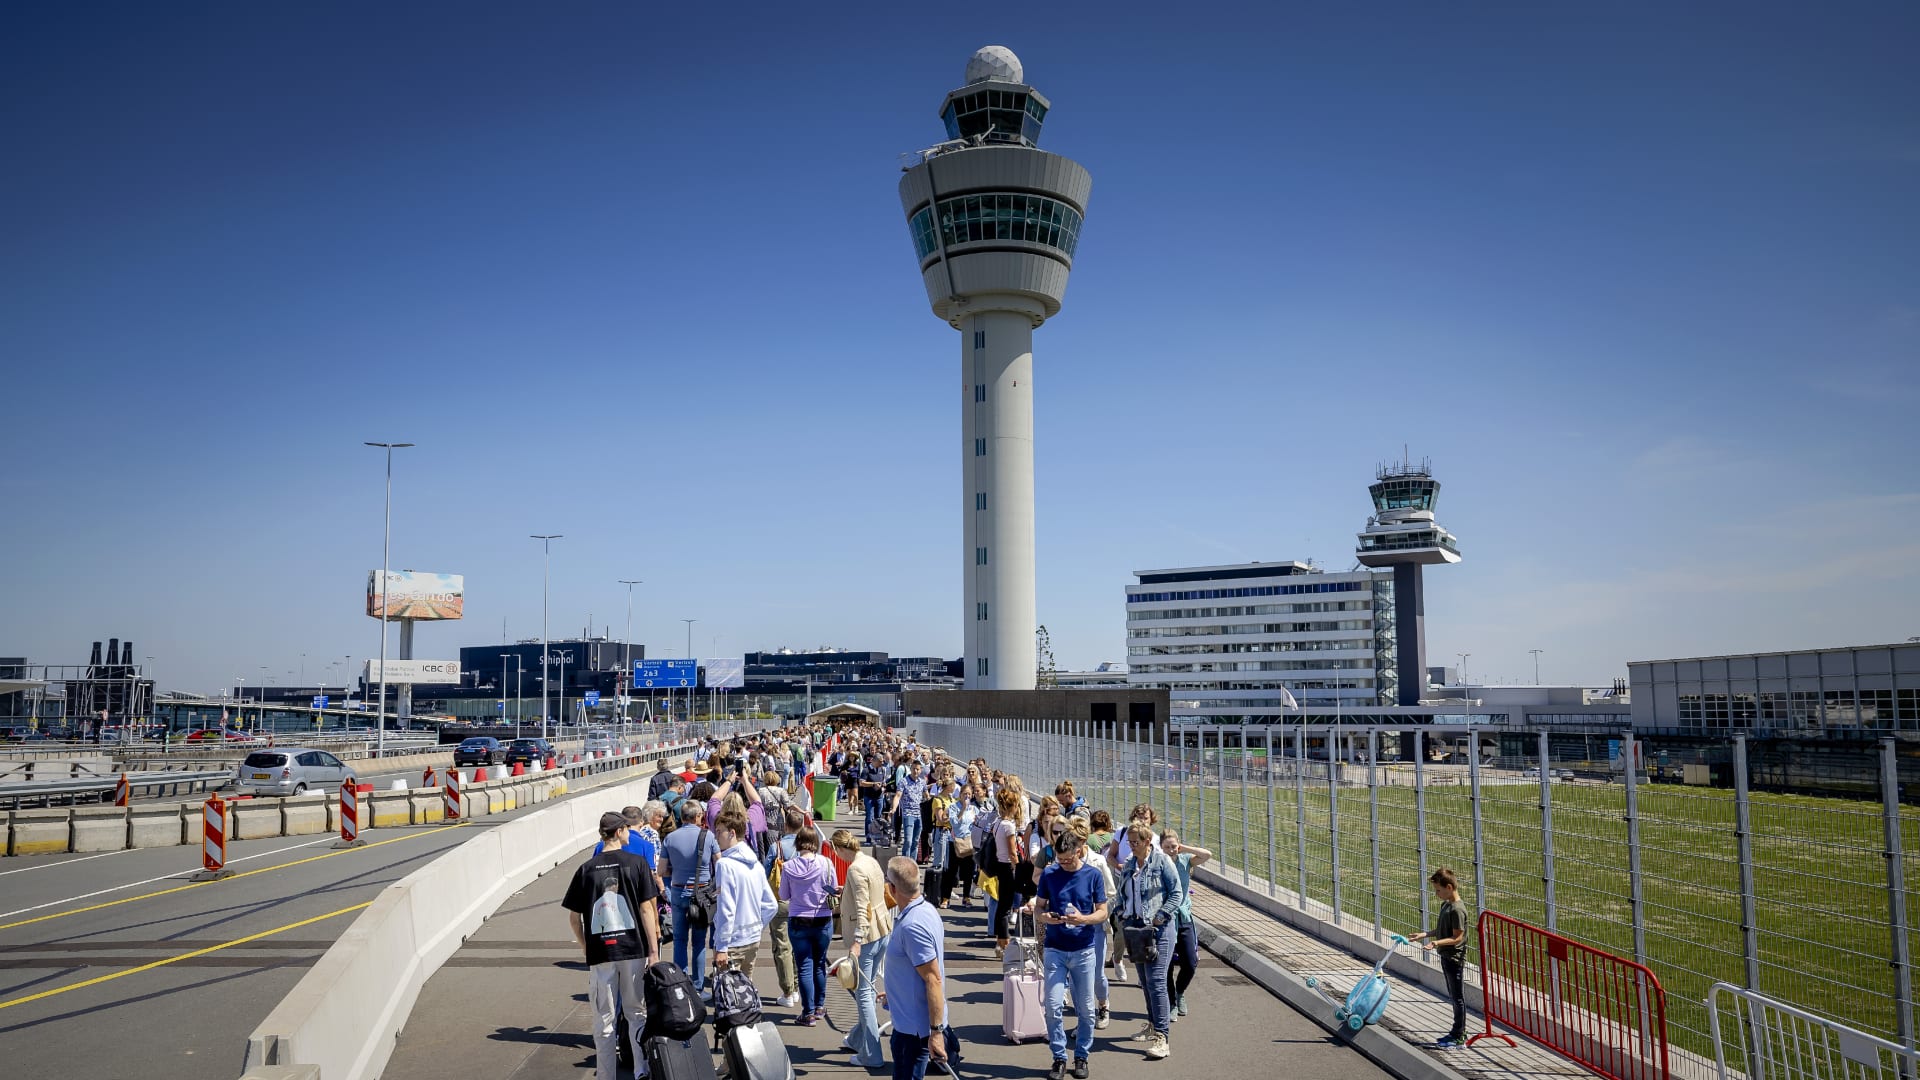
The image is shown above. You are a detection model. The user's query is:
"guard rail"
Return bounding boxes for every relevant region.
[0,769,236,808]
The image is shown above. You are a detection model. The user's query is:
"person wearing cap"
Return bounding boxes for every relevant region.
[564,811,662,1080]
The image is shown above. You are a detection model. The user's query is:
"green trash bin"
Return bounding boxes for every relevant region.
[811,776,839,822]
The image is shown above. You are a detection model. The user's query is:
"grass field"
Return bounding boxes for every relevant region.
[1078,767,1915,1059]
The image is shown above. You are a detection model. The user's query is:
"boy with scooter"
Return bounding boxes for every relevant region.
[1408,867,1471,1048]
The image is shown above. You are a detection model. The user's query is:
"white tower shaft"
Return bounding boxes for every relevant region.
[963,308,1037,690]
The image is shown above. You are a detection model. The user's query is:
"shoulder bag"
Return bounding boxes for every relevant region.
[684,825,719,928]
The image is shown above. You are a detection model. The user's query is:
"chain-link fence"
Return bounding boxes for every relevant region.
[909,717,1917,1064]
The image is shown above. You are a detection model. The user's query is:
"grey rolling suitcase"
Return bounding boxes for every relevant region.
[721,1020,794,1080]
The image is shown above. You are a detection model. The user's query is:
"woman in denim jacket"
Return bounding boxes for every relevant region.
[1116,822,1183,1059]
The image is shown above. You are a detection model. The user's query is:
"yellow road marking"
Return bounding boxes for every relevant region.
[0,901,372,1010]
[0,822,466,933]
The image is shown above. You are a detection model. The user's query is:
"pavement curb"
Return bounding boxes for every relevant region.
[1195,916,1473,1080]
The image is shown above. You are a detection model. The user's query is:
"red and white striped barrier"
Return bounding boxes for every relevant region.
[114,773,131,807]
[443,768,461,821]
[195,795,233,880]
[336,783,367,847]
[422,765,436,787]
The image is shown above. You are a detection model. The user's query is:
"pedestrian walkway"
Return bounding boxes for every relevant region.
[386,843,1397,1080]
[1186,872,1713,1080]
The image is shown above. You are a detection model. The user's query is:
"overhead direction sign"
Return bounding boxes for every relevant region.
[633,659,696,689]
[312,695,328,709]
[584,691,601,707]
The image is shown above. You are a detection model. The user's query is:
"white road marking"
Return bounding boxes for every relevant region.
[0,835,339,920]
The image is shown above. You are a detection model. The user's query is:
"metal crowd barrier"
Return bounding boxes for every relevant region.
[0,769,237,808]
[1472,910,1671,1080]
[1708,983,1915,1080]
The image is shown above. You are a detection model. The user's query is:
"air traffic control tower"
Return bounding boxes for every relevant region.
[1355,460,1462,705]
[899,46,1092,691]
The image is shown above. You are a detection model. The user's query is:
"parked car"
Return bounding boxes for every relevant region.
[504,738,555,767]
[238,748,357,796]
[581,730,614,755]
[187,727,252,742]
[453,736,504,767]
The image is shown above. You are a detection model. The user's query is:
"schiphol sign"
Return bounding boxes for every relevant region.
[633,659,696,688]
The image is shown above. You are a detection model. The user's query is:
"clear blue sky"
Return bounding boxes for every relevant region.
[4,3,1917,695]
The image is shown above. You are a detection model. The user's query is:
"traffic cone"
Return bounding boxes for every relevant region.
[512,761,526,776]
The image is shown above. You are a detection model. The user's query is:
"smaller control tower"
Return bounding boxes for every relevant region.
[1355,459,1461,706]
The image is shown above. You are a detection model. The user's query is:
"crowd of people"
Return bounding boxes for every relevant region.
[560,722,1220,1080]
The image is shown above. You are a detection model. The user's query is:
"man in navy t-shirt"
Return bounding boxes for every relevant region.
[1033,826,1108,1079]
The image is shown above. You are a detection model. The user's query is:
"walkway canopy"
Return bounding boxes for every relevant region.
[805,702,881,726]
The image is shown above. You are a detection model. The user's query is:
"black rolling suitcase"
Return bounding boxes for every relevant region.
[645,1034,719,1080]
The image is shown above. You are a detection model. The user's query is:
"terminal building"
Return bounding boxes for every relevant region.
[1628,642,1920,736]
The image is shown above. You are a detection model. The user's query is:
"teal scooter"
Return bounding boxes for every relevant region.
[1306,933,1411,1032]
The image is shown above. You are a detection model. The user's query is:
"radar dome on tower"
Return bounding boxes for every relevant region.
[965,45,1023,85]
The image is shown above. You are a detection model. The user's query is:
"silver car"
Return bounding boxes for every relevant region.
[239,748,358,796]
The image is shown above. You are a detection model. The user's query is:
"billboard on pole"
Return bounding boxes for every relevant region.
[702,658,745,689]
[364,659,462,684]
[366,571,465,621]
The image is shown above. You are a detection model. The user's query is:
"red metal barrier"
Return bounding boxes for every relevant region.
[1469,911,1669,1080]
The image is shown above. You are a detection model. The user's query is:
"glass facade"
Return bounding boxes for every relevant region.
[1128,569,1390,721]
[1370,477,1439,513]
[909,192,1083,260]
[1636,644,1920,734]
[941,87,1047,144]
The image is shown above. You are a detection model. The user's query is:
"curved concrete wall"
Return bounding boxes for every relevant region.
[239,749,690,1080]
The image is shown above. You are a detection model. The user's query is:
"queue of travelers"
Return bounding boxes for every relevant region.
[563,721,1233,1080]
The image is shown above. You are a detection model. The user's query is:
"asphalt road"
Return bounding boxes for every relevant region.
[0,762,616,1080]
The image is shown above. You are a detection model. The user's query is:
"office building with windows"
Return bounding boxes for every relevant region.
[899,45,1092,691]
[1629,642,1920,736]
[1126,561,1396,724]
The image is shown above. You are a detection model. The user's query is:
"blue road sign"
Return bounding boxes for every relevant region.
[496,700,505,711]
[584,690,601,707]
[312,695,328,709]
[633,659,696,689]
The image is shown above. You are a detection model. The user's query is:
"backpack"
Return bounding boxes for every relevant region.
[641,961,704,1040]
[711,966,763,1036]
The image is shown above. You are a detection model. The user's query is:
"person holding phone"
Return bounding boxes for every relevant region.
[1033,826,1107,1080]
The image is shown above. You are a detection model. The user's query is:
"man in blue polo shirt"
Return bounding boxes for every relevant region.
[1034,825,1108,1080]
[883,855,948,1080]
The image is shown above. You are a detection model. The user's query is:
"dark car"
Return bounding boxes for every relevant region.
[453,736,503,767]
[503,738,554,767]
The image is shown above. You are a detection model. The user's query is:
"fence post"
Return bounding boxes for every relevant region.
[1539,729,1557,931]
[1330,725,1343,924]
[1883,737,1916,1052]
[1240,722,1252,886]
[1468,726,1486,915]
[1176,725,1188,840]
[1370,728,1382,940]
[1216,727,1227,870]
[1624,734,1647,965]
[1732,733,1760,991]
[1415,729,1430,933]
[1295,723,1308,908]
[1267,726,1278,898]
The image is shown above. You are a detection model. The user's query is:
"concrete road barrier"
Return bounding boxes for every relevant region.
[70,805,128,852]
[367,791,410,829]
[128,803,183,848]
[242,751,689,1080]
[232,798,282,841]
[10,808,70,855]
[281,794,328,836]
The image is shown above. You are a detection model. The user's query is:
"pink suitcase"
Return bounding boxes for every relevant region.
[1002,912,1047,1043]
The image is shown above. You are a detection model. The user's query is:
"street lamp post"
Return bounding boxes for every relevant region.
[365,441,414,759]
[620,579,642,733]
[682,619,697,722]
[531,535,562,741]
[499,654,510,728]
